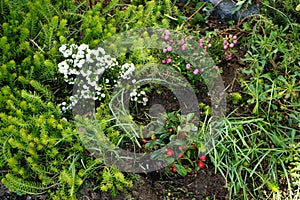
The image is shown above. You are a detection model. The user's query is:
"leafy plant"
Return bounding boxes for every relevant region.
[143,111,210,176]
[0,81,86,198]
[99,166,133,197]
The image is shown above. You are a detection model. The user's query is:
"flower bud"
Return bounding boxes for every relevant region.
[193,69,199,75]
[186,63,191,70]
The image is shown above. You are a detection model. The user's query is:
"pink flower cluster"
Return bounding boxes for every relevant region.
[162,55,172,64]
[160,29,190,65]
[185,63,202,75]
[159,29,227,73]
[223,34,238,60]
[161,30,173,64]
[199,38,212,51]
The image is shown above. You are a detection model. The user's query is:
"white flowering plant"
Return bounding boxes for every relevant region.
[57,43,149,112]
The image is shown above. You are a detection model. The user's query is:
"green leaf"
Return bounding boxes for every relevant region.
[190,13,204,25]
[155,139,163,144]
[242,23,252,31]
[166,157,175,165]
[232,0,246,14]
[186,113,194,122]
[178,16,187,23]
[150,149,163,160]
[174,164,187,176]
[270,135,287,148]
[252,102,259,115]
[159,134,169,140]
[145,141,156,149]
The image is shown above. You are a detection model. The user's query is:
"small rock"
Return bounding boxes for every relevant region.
[204,0,259,21]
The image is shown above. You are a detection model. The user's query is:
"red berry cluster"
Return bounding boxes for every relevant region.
[198,155,206,169]
[171,164,177,173]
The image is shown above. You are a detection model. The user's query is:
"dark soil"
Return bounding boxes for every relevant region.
[76,160,228,200]
[131,164,228,200]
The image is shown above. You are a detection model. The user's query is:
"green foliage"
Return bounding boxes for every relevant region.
[0,79,87,197]
[229,92,243,104]
[210,3,300,198]
[0,0,84,82]
[209,117,298,199]
[99,166,133,197]
[0,0,299,199]
[0,0,213,198]
[241,15,300,125]
[261,0,300,25]
[2,173,58,195]
[144,112,208,176]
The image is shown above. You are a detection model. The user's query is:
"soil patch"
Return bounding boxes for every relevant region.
[76,160,228,200]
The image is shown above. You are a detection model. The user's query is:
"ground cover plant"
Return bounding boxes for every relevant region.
[0,0,299,199]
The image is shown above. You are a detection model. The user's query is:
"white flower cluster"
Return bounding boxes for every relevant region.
[129,87,148,106]
[57,43,149,112]
[58,43,118,111]
[120,63,135,80]
[118,63,149,106]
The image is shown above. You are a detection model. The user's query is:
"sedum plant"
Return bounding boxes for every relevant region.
[0,79,85,198]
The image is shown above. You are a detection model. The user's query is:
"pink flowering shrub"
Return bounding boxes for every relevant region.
[198,33,239,62]
[159,29,239,78]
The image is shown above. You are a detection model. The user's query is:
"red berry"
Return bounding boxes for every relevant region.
[142,139,147,143]
[172,167,177,173]
[166,149,174,157]
[181,132,187,137]
[178,154,183,158]
[200,155,206,161]
[191,144,197,151]
[169,128,173,132]
[178,146,183,151]
[198,161,205,169]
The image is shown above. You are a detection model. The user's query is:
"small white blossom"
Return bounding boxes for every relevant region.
[120,63,135,80]
[58,61,69,74]
[95,86,102,91]
[59,44,67,54]
[130,89,137,97]
[76,59,85,68]
[70,44,78,50]
[96,47,105,55]
[63,49,72,58]
[76,50,85,59]
[78,44,89,51]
